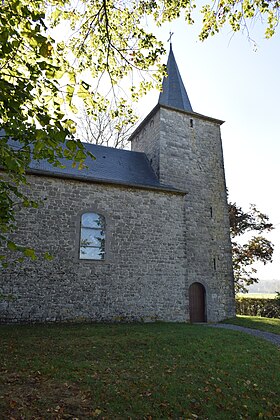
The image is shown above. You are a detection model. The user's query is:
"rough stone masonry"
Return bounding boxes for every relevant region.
[0,46,236,323]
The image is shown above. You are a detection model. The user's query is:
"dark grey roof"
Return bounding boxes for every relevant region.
[159,44,193,112]
[25,141,180,192]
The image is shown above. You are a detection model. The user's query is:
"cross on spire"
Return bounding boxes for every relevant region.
[167,31,174,43]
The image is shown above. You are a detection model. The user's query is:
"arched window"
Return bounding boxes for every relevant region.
[79,212,105,260]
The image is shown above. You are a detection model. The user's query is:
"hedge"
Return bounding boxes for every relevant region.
[236,295,280,319]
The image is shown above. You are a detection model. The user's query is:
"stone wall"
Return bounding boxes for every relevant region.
[130,107,161,179]
[131,105,236,321]
[0,174,187,323]
[0,103,235,324]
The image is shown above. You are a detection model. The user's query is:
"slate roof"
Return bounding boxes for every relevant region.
[159,44,193,112]
[4,46,194,194]
[24,141,180,193]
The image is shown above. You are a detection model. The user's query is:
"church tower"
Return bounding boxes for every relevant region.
[130,45,235,322]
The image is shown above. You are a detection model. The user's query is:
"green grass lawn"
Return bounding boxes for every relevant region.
[223,315,280,335]
[0,322,279,419]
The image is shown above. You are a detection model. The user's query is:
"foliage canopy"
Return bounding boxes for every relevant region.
[199,0,280,40]
[229,202,274,292]
[1,0,279,261]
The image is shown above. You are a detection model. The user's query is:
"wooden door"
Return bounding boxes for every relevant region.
[189,282,206,323]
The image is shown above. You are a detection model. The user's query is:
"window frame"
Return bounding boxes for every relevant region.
[79,212,106,261]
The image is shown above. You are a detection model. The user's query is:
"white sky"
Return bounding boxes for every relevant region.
[134,11,280,282]
[53,5,279,283]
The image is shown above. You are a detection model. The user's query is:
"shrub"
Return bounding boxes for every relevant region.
[236,295,280,319]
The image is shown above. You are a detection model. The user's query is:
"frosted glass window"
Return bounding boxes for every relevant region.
[79,213,105,260]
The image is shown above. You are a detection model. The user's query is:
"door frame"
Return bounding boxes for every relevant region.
[189,282,207,323]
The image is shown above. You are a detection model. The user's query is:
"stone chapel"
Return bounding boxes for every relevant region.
[0,45,235,323]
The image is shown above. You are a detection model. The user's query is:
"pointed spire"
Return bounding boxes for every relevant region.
[159,44,193,112]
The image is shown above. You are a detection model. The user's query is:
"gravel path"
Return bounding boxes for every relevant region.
[208,324,280,347]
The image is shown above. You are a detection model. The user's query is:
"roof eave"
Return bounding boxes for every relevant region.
[25,167,186,195]
[159,104,225,125]
[128,103,224,139]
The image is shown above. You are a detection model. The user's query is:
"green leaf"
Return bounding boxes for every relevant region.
[44,252,53,261]
[7,241,18,252]
[23,248,37,260]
